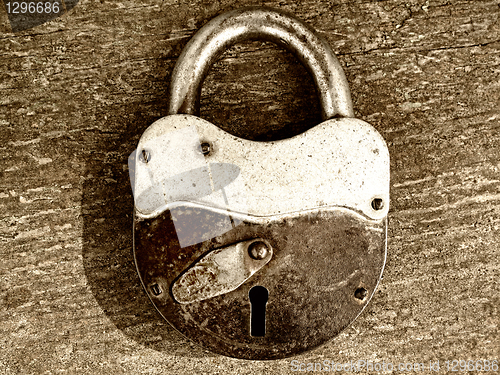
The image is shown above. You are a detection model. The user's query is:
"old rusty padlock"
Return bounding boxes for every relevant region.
[130,7,389,360]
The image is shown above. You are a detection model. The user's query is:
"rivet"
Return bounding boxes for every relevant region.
[248,241,269,260]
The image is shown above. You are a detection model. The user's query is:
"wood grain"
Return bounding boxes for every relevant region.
[1,0,499,373]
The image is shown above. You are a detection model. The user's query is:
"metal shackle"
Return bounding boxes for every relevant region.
[167,6,354,121]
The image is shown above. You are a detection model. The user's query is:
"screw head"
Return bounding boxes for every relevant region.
[248,241,269,260]
[354,287,368,300]
[151,283,162,296]
[371,198,384,211]
[139,149,151,163]
[199,142,211,155]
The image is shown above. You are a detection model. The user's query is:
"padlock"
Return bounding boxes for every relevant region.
[130,6,389,360]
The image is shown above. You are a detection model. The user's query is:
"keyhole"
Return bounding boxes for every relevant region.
[249,286,269,337]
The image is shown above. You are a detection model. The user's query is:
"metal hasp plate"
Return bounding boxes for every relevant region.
[131,6,390,360]
[172,238,273,304]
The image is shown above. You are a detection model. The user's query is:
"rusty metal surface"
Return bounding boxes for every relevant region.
[167,6,354,120]
[134,206,386,359]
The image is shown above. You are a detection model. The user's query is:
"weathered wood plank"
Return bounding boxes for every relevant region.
[1,0,499,373]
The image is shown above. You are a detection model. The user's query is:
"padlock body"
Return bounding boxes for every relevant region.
[132,114,389,359]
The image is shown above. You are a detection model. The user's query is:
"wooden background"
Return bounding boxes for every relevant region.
[1,0,499,373]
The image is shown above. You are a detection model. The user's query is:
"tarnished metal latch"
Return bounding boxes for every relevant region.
[172,238,272,304]
[130,6,390,360]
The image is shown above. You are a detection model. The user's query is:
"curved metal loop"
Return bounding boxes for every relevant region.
[167,6,354,120]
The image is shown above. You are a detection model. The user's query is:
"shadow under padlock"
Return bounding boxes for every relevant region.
[128,125,246,248]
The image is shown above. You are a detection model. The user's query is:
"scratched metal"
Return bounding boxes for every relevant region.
[134,206,386,360]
